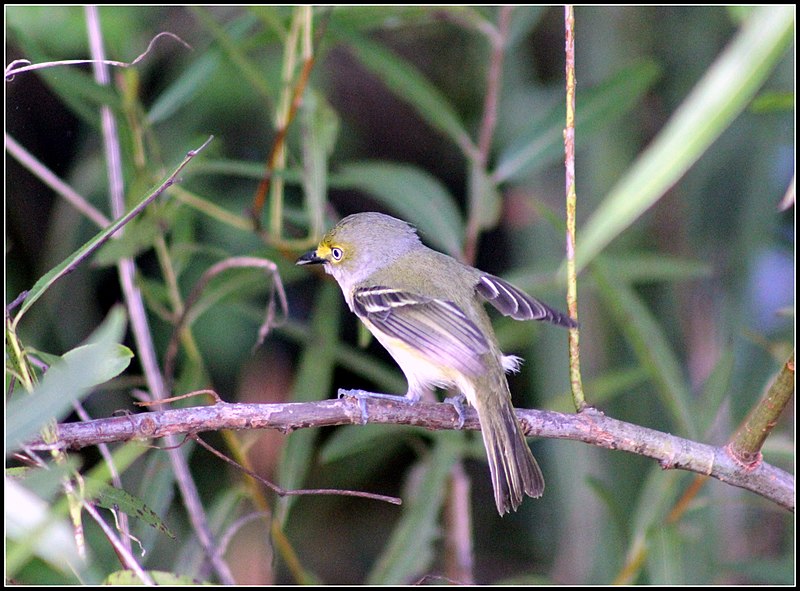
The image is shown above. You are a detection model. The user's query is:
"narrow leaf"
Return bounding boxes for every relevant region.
[647,523,685,585]
[494,59,661,183]
[576,6,794,272]
[468,160,502,232]
[600,253,711,284]
[147,49,222,123]
[88,480,175,539]
[367,432,461,584]
[696,349,735,436]
[334,161,464,256]
[339,30,473,153]
[301,90,340,239]
[592,260,697,438]
[328,6,438,31]
[7,307,132,452]
[11,138,211,325]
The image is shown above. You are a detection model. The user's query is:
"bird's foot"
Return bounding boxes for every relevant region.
[443,393,467,430]
[337,389,417,425]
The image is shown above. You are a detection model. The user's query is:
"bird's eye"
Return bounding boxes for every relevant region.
[330,247,344,261]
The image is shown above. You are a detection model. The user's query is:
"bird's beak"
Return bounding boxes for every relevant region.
[296,249,326,266]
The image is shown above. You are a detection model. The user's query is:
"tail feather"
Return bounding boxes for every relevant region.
[474,384,544,515]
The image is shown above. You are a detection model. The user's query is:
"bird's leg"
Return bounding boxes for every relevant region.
[443,392,467,430]
[338,388,422,425]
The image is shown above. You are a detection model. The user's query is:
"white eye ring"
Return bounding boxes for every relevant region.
[330,247,344,261]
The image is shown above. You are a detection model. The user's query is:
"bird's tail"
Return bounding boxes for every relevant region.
[473,376,544,515]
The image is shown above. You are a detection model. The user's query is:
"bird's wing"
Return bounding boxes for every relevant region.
[476,273,577,328]
[352,286,490,376]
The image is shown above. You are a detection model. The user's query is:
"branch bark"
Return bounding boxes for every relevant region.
[24,395,794,512]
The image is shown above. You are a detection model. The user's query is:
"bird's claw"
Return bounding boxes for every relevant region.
[338,389,413,425]
[444,393,467,430]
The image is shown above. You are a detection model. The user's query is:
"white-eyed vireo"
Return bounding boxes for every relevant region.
[297,212,576,515]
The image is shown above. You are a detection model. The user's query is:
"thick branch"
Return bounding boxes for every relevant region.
[25,397,794,512]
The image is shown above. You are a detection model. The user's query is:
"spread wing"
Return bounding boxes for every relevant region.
[352,286,489,376]
[476,274,577,328]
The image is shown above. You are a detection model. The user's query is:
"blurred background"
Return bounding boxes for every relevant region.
[6,6,794,585]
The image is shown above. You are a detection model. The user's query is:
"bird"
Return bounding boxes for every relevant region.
[297,212,576,514]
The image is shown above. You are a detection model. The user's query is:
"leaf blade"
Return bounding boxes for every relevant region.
[576,6,794,272]
[7,307,132,451]
[339,30,473,154]
[334,160,464,256]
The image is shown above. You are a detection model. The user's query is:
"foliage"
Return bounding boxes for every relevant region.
[5,6,794,585]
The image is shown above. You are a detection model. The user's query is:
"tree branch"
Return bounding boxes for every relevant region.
[24,395,794,512]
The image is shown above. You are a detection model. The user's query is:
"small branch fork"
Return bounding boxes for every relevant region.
[23,393,794,512]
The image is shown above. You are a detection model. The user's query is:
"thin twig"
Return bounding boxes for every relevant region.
[463,6,513,265]
[5,134,111,228]
[80,499,154,585]
[84,8,233,585]
[564,5,586,410]
[71,401,132,556]
[7,135,214,328]
[26,396,795,512]
[727,351,795,465]
[162,257,289,388]
[191,434,402,505]
[476,6,512,164]
[251,7,331,233]
[4,31,191,80]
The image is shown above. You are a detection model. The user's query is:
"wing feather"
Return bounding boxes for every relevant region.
[476,274,577,328]
[353,286,489,376]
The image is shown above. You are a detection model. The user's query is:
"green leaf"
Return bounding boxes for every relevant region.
[131,450,178,553]
[318,425,421,494]
[592,259,697,438]
[328,6,438,31]
[87,479,175,539]
[105,570,212,585]
[7,306,132,451]
[367,432,462,584]
[11,140,206,325]
[7,444,148,580]
[190,8,274,102]
[576,6,794,273]
[301,90,341,239]
[599,253,712,284]
[620,466,685,584]
[695,348,735,436]
[147,49,222,123]
[468,160,502,232]
[494,59,661,183]
[586,475,629,549]
[647,522,685,585]
[749,90,795,114]
[320,424,407,464]
[6,460,80,504]
[91,213,165,267]
[546,366,650,413]
[338,30,472,153]
[334,160,464,256]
